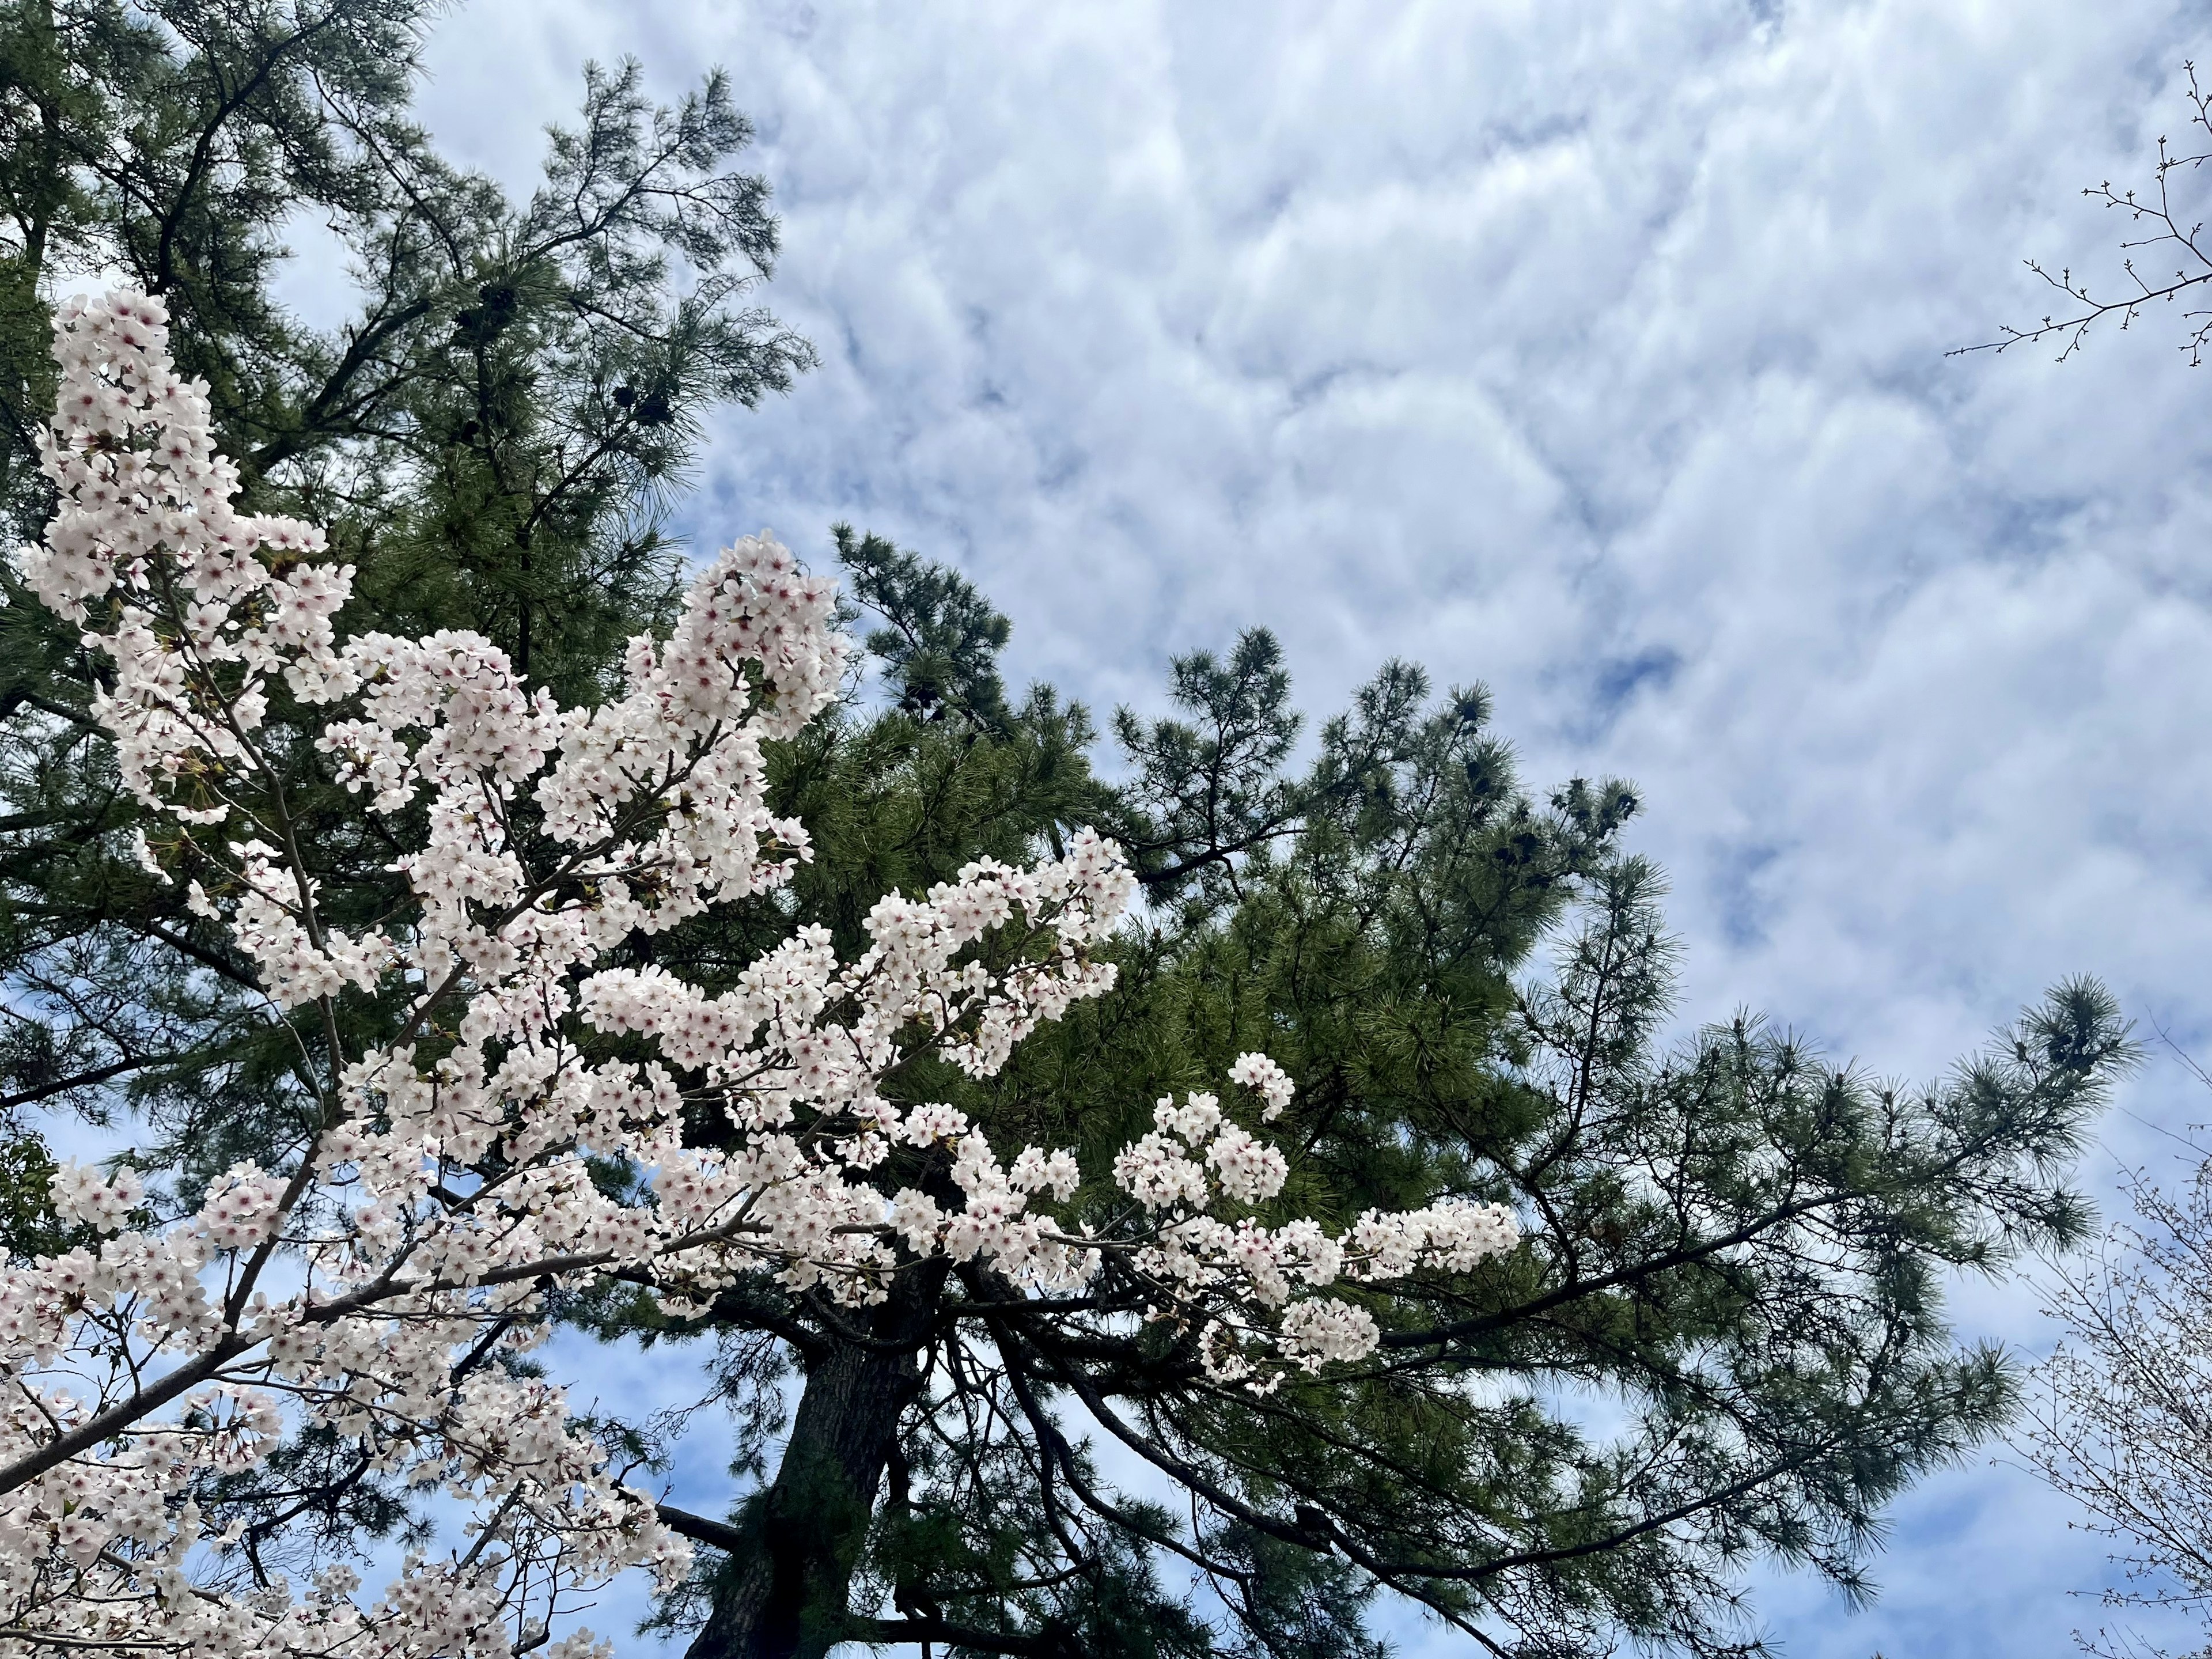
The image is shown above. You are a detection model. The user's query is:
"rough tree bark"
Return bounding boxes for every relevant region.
[687,1265,946,1659]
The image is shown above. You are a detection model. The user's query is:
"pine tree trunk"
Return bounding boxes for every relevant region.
[686,1268,943,1659]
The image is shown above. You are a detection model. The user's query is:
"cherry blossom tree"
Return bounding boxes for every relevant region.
[2018,1139,2212,1658]
[0,291,1520,1658]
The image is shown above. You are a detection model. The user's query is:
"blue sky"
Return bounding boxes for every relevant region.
[279,1,2212,1652]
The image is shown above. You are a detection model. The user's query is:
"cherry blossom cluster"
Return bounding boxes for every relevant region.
[0,291,1523,1655]
[1112,1087,1518,1383]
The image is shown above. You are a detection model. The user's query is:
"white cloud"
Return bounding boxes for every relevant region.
[393,2,2212,1650]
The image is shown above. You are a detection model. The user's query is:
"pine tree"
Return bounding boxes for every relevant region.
[643,616,2130,1659]
[0,0,809,1196]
